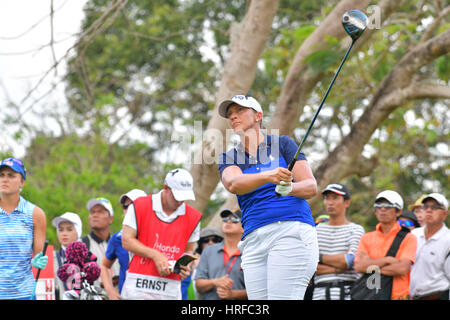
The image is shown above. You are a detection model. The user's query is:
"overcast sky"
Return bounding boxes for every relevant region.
[0,0,88,156]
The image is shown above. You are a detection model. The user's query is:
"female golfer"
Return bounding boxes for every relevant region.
[218,95,319,300]
[0,157,47,299]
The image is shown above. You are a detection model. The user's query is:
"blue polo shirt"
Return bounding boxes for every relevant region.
[105,230,129,292]
[218,134,315,239]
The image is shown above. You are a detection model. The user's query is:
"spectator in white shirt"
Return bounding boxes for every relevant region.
[410,193,450,300]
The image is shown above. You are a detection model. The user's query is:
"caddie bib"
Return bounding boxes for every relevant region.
[123,195,201,299]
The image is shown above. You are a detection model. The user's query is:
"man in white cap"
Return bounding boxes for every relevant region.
[83,197,120,289]
[52,212,83,299]
[354,190,417,300]
[101,189,147,299]
[410,193,450,300]
[121,168,202,300]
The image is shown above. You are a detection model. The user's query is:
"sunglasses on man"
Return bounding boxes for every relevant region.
[222,216,241,224]
[421,204,444,211]
[199,235,223,244]
[373,203,397,209]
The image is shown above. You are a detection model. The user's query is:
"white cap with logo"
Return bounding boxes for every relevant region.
[164,168,196,201]
[86,197,115,216]
[422,193,448,210]
[218,95,263,118]
[52,212,83,240]
[375,190,404,210]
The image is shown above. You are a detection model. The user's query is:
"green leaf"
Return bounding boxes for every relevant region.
[435,55,449,82]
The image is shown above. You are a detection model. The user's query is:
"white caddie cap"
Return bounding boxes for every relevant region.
[218,95,263,118]
[422,193,448,210]
[119,189,147,204]
[52,212,83,240]
[375,190,404,210]
[86,197,114,216]
[164,168,195,201]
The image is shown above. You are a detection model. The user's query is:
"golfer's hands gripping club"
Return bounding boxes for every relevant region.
[275,180,293,197]
[262,167,292,197]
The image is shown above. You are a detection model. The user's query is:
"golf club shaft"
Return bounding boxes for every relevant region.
[287,39,355,171]
[31,240,49,299]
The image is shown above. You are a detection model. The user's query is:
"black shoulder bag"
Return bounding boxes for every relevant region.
[350,227,410,300]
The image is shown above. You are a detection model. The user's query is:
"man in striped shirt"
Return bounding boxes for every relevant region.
[311,183,365,300]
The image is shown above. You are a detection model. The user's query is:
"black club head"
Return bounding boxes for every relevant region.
[342,10,368,41]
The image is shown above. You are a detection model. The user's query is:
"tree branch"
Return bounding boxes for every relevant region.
[420,5,450,43]
[314,29,450,187]
[50,0,58,76]
[16,0,129,122]
[406,83,450,100]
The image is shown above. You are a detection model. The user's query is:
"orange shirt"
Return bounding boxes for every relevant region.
[222,246,241,265]
[355,222,417,299]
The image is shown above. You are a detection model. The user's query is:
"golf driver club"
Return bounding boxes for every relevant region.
[275,9,368,196]
[30,240,49,300]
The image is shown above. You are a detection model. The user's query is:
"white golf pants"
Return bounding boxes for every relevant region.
[238,221,319,300]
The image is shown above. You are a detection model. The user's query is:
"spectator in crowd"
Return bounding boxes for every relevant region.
[181,226,223,300]
[311,183,365,300]
[410,193,450,300]
[195,208,246,300]
[52,212,83,300]
[354,190,417,300]
[100,189,146,300]
[82,197,120,288]
[0,157,48,300]
[121,168,202,300]
[398,210,420,230]
[408,194,427,227]
[196,227,224,256]
[218,95,319,300]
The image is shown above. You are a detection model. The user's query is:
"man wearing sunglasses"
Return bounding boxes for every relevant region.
[195,208,247,300]
[180,227,224,300]
[410,193,450,300]
[354,190,417,300]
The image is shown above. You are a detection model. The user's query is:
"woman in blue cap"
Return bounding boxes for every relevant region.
[0,157,48,299]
